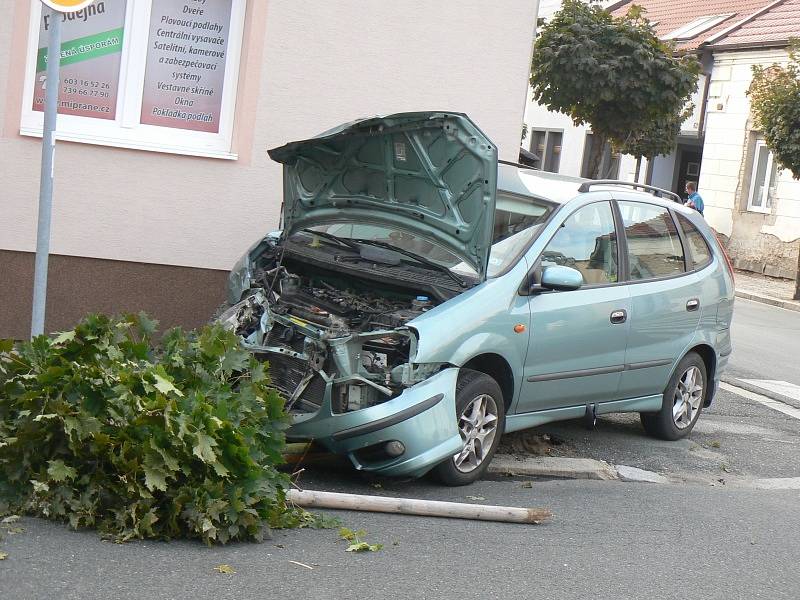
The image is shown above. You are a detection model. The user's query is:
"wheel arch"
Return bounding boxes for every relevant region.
[685,343,717,407]
[461,353,515,411]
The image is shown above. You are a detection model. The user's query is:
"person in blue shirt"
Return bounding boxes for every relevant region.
[684,181,704,215]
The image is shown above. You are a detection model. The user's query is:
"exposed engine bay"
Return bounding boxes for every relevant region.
[217,234,464,415]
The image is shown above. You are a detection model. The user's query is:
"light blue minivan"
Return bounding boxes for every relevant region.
[218,112,735,485]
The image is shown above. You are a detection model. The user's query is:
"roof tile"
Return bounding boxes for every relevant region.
[710,0,800,49]
[610,0,777,50]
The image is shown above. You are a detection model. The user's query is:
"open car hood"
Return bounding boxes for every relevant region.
[268,112,498,279]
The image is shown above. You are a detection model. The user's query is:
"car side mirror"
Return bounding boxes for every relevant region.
[540,265,583,292]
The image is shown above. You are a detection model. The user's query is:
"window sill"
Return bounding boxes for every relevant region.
[20,127,238,160]
[744,207,771,215]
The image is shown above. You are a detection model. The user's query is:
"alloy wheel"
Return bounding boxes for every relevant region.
[452,393,499,473]
[672,365,704,429]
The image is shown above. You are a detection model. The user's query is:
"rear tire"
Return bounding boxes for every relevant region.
[433,369,505,486]
[641,352,707,441]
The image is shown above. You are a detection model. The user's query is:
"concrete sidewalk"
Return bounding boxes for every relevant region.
[734,270,800,312]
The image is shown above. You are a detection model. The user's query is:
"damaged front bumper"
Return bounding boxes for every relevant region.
[288,367,463,478]
[218,291,462,478]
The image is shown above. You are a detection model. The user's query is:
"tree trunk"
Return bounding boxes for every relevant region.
[588,135,606,179]
[644,155,655,185]
[634,156,642,183]
[794,244,800,301]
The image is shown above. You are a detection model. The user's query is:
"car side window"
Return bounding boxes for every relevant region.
[540,201,618,285]
[618,201,686,280]
[676,213,712,270]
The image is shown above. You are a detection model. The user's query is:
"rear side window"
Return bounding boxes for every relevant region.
[618,201,686,280]
[676,214,712,269]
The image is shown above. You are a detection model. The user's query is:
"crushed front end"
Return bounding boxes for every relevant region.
[218,111,498,477]
[216,235,465,476]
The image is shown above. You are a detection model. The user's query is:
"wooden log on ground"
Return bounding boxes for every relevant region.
[286,489,552,524]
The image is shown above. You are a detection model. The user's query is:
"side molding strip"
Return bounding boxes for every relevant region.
[624,359,673,370]
[527,359,673,382]
[527,365,624,382]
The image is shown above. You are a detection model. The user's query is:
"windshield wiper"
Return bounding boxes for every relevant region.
[299,229,468,287]
[350,238,468,288]
[300,229,361,252]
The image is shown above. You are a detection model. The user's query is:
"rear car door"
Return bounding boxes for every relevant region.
[518,200,630,413]
[616,200,702,399]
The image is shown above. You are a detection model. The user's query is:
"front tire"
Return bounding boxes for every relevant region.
[641,352,707,441]
[433,370,505,486]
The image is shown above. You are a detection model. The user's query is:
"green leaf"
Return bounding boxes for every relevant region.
[52,330,76,345]
[143,466,168,492]
[221,349,250,373]
[192,432,217,463]
[214,564,235,574]
[137,311,159,336]
[152,373,184,397]
[47,460,77,482]
[30,480,49,494]
[346,541,383,553]
[33,414,58,422]
[211,461,229,477]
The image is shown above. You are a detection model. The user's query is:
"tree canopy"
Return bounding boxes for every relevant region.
[530,0,699,175]
[748,41,800,179]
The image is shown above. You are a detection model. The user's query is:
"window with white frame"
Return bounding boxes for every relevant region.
[662,14,733,41]
[530,128,562,173]
[747,140,778,213]
[20,0,246,159]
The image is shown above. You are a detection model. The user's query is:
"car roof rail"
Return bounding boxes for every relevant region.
[577,180,682,203]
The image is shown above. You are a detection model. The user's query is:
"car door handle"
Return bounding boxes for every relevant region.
[610,309,627,324]
[686,298,700,312]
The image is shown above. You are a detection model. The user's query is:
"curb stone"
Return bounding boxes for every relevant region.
[488,455,619,480]
[735,290,800,312]
[615,465,669,483]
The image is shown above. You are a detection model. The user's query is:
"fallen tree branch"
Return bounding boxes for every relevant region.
[286,489,552,524]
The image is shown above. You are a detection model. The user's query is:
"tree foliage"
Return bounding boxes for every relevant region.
[616,103,694,159]
[0,314,311,544]
[530,0,699,174]
[748,41,800,179]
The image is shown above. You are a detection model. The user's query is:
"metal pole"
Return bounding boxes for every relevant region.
[31,9,62,338]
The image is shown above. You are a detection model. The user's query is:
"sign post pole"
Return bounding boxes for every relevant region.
[30,7,62,338]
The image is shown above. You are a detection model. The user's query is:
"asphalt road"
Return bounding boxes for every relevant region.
[727,298,800,389]
[2,478,799,600]
[3,299,800,599]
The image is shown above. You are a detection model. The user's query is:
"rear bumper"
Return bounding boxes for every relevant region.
[288,367,462,478]
[707,328,732,406]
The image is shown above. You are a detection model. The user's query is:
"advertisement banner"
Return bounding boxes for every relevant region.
[140,0,233,133]
[33,1,126,120]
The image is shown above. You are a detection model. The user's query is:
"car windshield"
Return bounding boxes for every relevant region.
[300,193,554,278]
[484,193,554,277]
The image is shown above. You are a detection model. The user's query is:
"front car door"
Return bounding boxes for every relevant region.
[517,200,630,413]
[615,199,703,399]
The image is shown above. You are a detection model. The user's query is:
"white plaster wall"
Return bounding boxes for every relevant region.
[701,48,800,242]
[524,97,656,184]
[650,154,677,191]
[0,0,538,270]
[523,99,589,176]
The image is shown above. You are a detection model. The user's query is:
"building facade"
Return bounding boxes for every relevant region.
[700,0,800,281]
[523,0,799,284]
[1,0,539,338]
